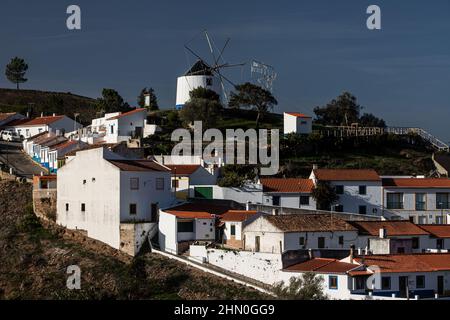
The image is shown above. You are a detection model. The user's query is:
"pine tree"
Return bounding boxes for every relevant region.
[5,57,28,90]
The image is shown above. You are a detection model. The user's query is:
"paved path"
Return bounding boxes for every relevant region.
[0,141,47,179]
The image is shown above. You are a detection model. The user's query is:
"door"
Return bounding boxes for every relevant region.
[399,276,408,298]
[255,236,260,252]
[194,187,213,199]
[438,276,444,295]
[318,237,325,249]
[150,203,158,223]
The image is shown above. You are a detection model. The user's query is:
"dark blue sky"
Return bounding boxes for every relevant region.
[1,1,449,141]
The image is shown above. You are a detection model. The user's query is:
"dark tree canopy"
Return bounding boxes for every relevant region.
[97,88,130,113]
[311,181,339,210]
[273,273,327,300]
[360,113,386,128]
[5,57,28,90]
[179,87,222,129]
[138,87,159,111]
[314,92,361,126]
[228,82,278,129]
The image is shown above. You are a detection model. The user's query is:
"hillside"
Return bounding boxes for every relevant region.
[0,88,98,125]
[0,180,266,299]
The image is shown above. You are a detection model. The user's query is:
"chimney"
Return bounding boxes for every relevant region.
[144,93,150,107]
[349,245,355,264]
[379,227,387,239]
[246,201,251,211]
[272,208,279,216]
[313,164,319,170]
[26,111,29,118]
[40,112,44,117]
[53,113,56,117]
[308,248,314,260]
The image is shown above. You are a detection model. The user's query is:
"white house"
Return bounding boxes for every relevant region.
[219,210,261,249]
[47,140,85,173]
[103,108,148,144]
[283,112,312,135]
[349,220,431,254]
[6,114,82,139]
[260,178,316,210]
[418,224,450,250]
[56,146,175,255]
[382,177,450,224]
[310,168,383,216]
[158,203,221,254]
[243,214,359,253]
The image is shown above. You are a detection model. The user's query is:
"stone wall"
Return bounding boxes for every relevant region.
[32,189,57,222]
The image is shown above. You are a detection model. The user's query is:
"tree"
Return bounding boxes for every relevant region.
[273,273,327,300]
[314,92,361,126]
[97,88,130,113]
[360,113,386,128]
[311,181,339,210]
[228,82,278,129]
[217,164,257,188]
[5,57,28,90]
[138,87,159,111]
[179,87,222,129]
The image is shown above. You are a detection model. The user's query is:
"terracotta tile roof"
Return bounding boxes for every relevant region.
[382,178,450,188]
[349,221,429,236]
[355,253,450,273]
[220,210,258,222]
[264,214,357,232]
[50,140,79,151]
[8,115,65,127]
[285,112,312,118]
[284,258,358,274]
[260,178,314,193]
[164,203,230,219]
[64,143,117,156]
[165,164,201,175]
[313,169,381,181]
[418,225,450,238]
[0,112,17,121]
[33,174,57,181]
[5,118,30,126]
[26,131,50,141]
[107,159,170,172]
[106,108,146,120]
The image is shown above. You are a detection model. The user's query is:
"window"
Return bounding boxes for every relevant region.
[65,203,69,211]
[416,275,425,289]
[81,203,85,212]
[172,179,179,189]
[150,203,158,223]
[415,193,426,210]
[387,193,404,209]
[359,205,367,215]
[177,221,194,233]
[334,204,344,212]
[359,185,367,195]
[412,237,419,249]
[338,236,344,245]
[436,193,450,209]
[397,247,405,254]
[156,178,164,190]
[437,239,444,250]
[318,237,325,248]
[299,237,305,246]
[129,203,137,215]
[130,177,139,190]
[82,179,86,185]
[230,225,236,236]
[329,276,338,289]
[300,196,310,206]
[110,125,114,134]
[335,185,344,195]
[381,277,391,290]
[273,196,280,206]
[206,78,212,86]
[354,277,366,290]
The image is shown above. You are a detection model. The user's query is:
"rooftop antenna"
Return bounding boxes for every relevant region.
[184,30,246,104]
[251,60,277,93]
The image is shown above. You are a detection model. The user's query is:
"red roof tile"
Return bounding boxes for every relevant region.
[8,115,64,127]
[284,258,357,274]
[349,221,429,236]
[285,112,312,118]
[263,214,357,232]
[164,203,230,219]
[260,178,314,193]
[106,108,146,120]
[220,210,258,222]
[165,164,201,175]
[355,253,450,273]
[107,159,170,172]
[382,178,450,188]
[0,112,17,121]
[418,225,450,238]
[313,169,381,181]
[50,140,79,151]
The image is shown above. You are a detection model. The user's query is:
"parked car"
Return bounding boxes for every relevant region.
[0,130,21,142]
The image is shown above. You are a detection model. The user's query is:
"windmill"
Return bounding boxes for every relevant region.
[175,30,245,109]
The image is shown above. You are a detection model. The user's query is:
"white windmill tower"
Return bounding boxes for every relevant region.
[175,31,245,109]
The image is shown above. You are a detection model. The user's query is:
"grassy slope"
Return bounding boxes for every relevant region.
[0,180,266,300]
[0,88,98,125]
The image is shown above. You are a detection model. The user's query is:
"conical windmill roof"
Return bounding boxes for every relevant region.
[185,59,213,76]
